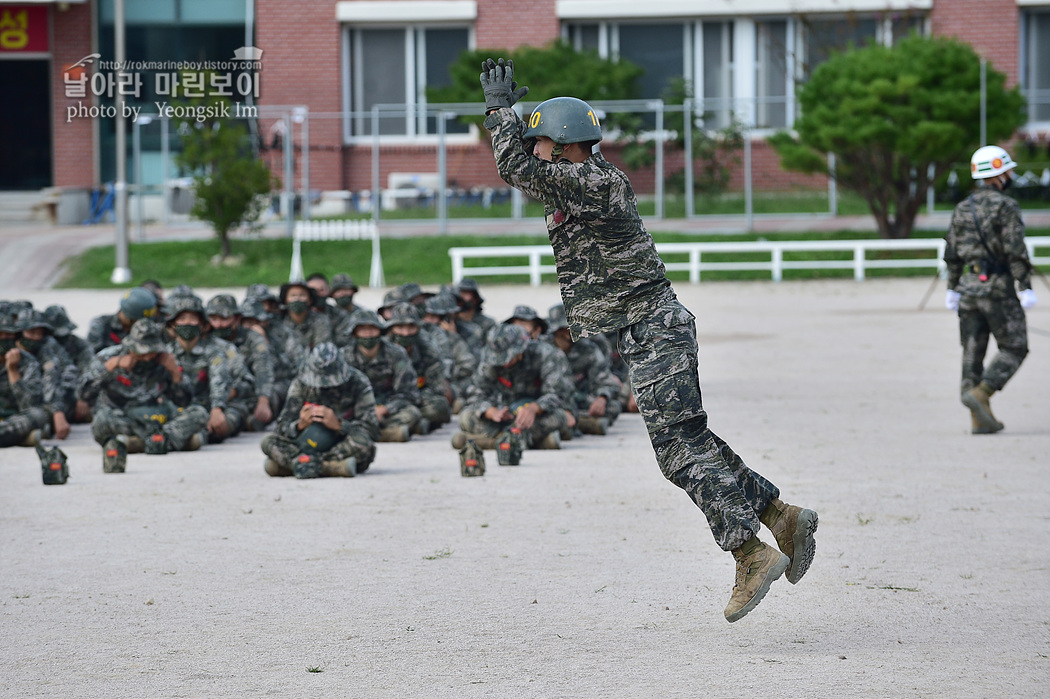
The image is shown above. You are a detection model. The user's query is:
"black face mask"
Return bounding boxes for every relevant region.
[174,325,201,341]
[392,334,417,349]
[213,326,237,341]
[1001,175,1014,191]
[355,336,380,351]
[18,338,42,354]
[459,300,475,312]
[0,338,17,355]
[334,296,355,310]
[287,300,310,315]
[131,358,157,375]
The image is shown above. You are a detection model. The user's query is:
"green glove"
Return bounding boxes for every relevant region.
[480,57,529,112]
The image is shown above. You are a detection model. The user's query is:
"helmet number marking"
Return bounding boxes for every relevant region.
[587,110,599,126]
[529,111,542,129]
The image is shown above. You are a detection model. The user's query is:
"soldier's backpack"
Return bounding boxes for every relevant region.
[496,427,524,466]
[459,439,485,477]
[36,444,69,485]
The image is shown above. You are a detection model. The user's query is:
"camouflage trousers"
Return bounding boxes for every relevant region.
[380,404,423,431]
[958,294,1029,393]
[420,391,451,428]
[618,299,779,552]
[91,404,209,451]
[457,404,570,447]
[261,431,376,473]
[0,407,50,447]
[208,401,250,444]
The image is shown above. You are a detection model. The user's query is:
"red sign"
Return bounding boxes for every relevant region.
[0,5,49,53]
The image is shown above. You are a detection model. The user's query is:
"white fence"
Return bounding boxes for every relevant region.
[449,237,1050,286]
[290,219,378,283]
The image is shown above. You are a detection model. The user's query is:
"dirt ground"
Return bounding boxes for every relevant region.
[2,279,1048,698]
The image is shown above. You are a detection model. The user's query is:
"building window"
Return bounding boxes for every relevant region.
[345,25,470,140]
[755,20,790,129]
[700,22,733,129]
[1023,11,1050,125]
[803,17,878,78]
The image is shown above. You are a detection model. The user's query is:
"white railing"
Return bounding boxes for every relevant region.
[449,237,1050,286]
[289,219,376,282]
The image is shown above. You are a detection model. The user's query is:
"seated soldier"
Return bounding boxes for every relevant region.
[279,280,332,353]
[77,319,207,472]
[547,304,622,436]
[206,294,271,432]
[165,295,242,446]
[0,309,48,448]
[261,342,379,478]
[421,291,477,415]
[386,302,450,432]
[504,304,547,340]
[453,323,570,451]
[17,309,79,440]
[330,273,363,314]
[44,304,95,423]
[306,272,353,348]
[87,286,158,354]
[342,308,423,442]
[240,296,301,422]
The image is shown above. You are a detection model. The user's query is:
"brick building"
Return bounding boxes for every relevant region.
[7,0,1050,198]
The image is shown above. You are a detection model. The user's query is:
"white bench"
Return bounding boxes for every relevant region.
[290,219,377,283]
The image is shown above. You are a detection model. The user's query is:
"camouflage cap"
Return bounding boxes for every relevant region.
[454,277,485,304]
[166,294,207,323]
[0,311,21,333]
[504,304,547,334]
[238,296,271,322]
[300,342,353,388]
[330,273,359,293]
[206,294,239,319]
[246,283,278,303]
[119,287,158,322]
[17,309,53,333]
[386,302,421,328]
[547,303,569,332]
[44,304,77,337]
[168,284,195,299]
[424,291,461,316]
[122,319,167,354]
[279,281,319,306]
[347,308,386,334]
[9,300,33,315]
[482,323,530,367]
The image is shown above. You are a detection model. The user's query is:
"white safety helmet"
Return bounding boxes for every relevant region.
[970,145,1016,180]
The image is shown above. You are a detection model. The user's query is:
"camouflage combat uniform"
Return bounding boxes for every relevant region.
[77,322,207,450]
[87,313,131,355]
[261,343,379,474]
[486,107,780,551]
[459,325,571,446]
[344,335,424,435]
[230,325,275,426]
[45,305,95,373]
[280,311,333,354]
[387,303,451,429]
[166,333,241,443]
[24,335,78,420]
[944,187,1033,393]
[0,346,49,448]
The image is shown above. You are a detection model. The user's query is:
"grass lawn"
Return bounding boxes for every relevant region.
[58,227,1049,289]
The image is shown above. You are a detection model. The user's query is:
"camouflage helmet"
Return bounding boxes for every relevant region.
[504,304,547,334]
[238,296,271,322]
[347,308,386,335]
[17,309,53,333]
[330,273,359,293]
[523,97,603,145]
[168,284,195,299]
[482,323,531,367]
[300,342,353,388]
[44,304,77,337]
[246,283,278,303]
[166,294,208,324]
[386,302,421,328]
[119,287,158,322]
[9,300,33,315]
[547,303,569,332]
[121,319,167,354]
[0,310,21,333]
[206,294,239,319]
[424,291,461,316]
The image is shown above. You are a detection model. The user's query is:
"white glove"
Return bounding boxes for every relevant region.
[945,290,961,311]
[1020,288,1038,310]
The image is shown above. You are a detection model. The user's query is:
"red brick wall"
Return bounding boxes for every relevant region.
[52,3,95,187]
[931,0,1019,86]
[476,0,559,51]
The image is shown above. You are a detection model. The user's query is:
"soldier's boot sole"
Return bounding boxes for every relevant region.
[321,457,357,478]
[264,458,293,477]
[103,439,127,474]
[961,385,1003,433]
[577,416,609,435]
[379,425,411,442]
[724,542,789,623]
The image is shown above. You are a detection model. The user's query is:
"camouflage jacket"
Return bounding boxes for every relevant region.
[267,321,305,383]
[77,346,191,410]
[455,318,488,358]
[422,323,477,386]
[279,311,332,354]
[0,350,44,417]
[273,370,380,445]
[342,338,419,413]
[87,313,129,354]
[547,336,620,407]
[400,334,450,400]
[464,340,570,418]
[231,326,275,401]
[485,108,677,339]
[166,336,235,411]
[25,337,78,416]
[945,187,1033,298]
[211,334,256,407]
[56,333,95,373]
[323,303,355,348]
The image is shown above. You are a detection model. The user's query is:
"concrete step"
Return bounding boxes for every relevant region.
[0,191,50,223]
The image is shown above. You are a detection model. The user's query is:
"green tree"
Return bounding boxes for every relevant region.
[175,99,276,259]
[770,35,1025,238]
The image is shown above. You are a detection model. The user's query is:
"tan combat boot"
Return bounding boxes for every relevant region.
[760,497,818,584]
[20,429,41,448]
[577,416,609,435]
[125,435,146,453]
[411,418,431,436]
[264,458,292,477]
[537,431,561,449]
[451,431,499,450]
[321,457,357,478]
[724,537,789,623]
[961,382,1003,433]
[379,425,411,442]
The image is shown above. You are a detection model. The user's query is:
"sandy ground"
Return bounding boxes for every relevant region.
[2,279,1048,698]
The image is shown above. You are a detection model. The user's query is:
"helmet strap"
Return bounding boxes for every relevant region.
[552,143,564,159]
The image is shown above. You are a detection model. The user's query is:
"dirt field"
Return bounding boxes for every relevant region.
[2,279,1048,698]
